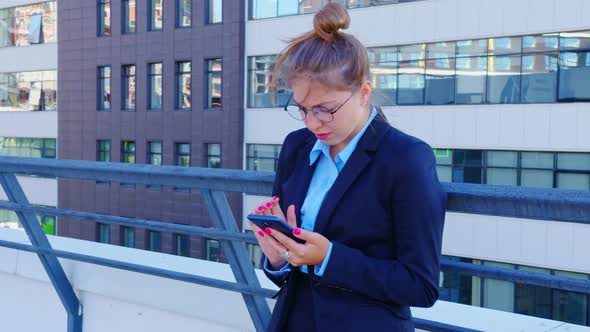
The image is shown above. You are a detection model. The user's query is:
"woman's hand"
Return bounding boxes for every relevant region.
[249,196,291,269]
[249,197,331,269]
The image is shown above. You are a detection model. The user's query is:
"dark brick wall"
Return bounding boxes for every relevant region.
[57,0,245,259]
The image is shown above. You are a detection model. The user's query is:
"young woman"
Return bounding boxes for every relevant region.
[249,3,447,331]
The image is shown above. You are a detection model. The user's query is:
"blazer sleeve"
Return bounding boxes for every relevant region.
[317,142,447,308]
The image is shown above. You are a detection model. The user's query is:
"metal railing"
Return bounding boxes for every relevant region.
[0,156,589,332]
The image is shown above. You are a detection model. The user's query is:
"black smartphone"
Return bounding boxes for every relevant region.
[247,214,305,244]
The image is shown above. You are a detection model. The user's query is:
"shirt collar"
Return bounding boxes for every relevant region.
[309,107,379,166]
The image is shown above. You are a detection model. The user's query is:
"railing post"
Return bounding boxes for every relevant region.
[0,173,83,332]
[201,189,271,332]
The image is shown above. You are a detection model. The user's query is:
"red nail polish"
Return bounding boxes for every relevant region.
[293,228,301,235]
[258,230,265,237]
[264,228,272,235]
[272,196,279,201]
[257,206,264,211]
[265,202,272,208]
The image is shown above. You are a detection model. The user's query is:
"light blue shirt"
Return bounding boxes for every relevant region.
[265,108,379,277]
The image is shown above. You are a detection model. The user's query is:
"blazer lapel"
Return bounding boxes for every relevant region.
[290,135,318,228]
[313,116,391,234]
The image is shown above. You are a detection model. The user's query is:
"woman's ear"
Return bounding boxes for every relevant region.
[360,80,372,106]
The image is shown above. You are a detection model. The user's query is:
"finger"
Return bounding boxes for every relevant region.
[286,204,297,228]
[291,226,318,243]
[265,227,300,251]
[270,196,286,219]
[263,228,288,254]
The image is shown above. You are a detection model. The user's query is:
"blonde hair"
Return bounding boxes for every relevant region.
[270,3,370,95]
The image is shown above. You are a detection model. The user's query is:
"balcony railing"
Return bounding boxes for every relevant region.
[0,156,589,332]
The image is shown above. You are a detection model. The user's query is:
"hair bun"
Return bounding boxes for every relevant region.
[313,3,350,43]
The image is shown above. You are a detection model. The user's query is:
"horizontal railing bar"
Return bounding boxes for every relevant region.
[441,259,590,294]
[0,202,258,245]
[0,157,274,195]
[445,182,590,224]
[414,318,482,332]
[0,239,276,298]
[1,157,590,224]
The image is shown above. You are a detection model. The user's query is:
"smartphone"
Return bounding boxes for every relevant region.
[247,214,305,244]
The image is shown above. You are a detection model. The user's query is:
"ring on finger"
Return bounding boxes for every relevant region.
[280,250,290,261]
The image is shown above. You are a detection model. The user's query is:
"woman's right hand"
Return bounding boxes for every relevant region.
[249,196,296,270]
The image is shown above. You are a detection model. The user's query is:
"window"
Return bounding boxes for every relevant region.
[425,42,456,105]
[174,233,189,256]
[248,56,290,108]
[40,215,56,235]
[521,152,554,188]
[175,61,191,109]
[122,0,136,33]
[150,0,164,31]
[147,230,161,251]
[487,55,521,104]
[0,2,57,47]
[434,149,452,182]
[96,223,110,243]
[122,65,136,110]
[148,63,163,109]
[206,239,220,262]
[521,53,558,103]
[246,144,281,172]
[97,66,111,111]
[368,47,398,106]
[205,143,221,168]
[558,51,590,101]
[452,150,484,184]
[206,59,222,109]
[96,140,111,162]
[147,141,162,165]
[175,143,190,166]
[208,0,222,24]
[0,137,56,159]
[177,0,191,27]
[121,141,136,163]
[0,209,56,234]
[98,0,111,36]
[147,141,163,189]
[486,151,518,186]
[397,44,425,105]
[556,153,590,190]
[0,70,57,112]
[120,226,135,248]
[245,230,262,268]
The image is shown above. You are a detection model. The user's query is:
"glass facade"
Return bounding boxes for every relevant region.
[174,233,189,257]
[120,226,135,248]
[0,70,56,112]
[206,59,222,109]
[206,239,220,262]
[122,0,136,33]
[434,149,590,190]
[96,140,111,162]
[97,66,111,111]
[208,0,222,24]
[98,0,111,36]
[205,143,221,168]
[175,143,190,166]
[247,56,290,108]
[176,61,191,109]
[150,0,164,31]
[0,209,56,235]
[248,30,590,108]
[147,230,161,251]
[440,256,590,326]
[148,63,162,109]
[249,0,424,20]
[246,144,281,172]
[177,0,191,27]
[0,1,57,47]
[122,65,136,110]
[0,137,55,158]
[96,223,110,243]
[121,141,135,163]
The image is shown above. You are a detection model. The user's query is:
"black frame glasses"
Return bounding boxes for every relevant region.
[283,92,355,123]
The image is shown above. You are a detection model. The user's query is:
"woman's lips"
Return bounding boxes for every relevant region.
[315,133,331,140]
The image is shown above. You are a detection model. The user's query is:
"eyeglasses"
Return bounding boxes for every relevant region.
[283,92,355,123]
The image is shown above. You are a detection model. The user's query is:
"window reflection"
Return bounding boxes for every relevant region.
[0,1,57,47]
[0,70,56,111]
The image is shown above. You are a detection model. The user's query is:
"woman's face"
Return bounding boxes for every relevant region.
[291,78,371,157]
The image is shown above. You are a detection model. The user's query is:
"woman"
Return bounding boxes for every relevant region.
[249,3,446,331]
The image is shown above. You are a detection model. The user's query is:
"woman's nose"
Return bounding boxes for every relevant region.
[305,113,323,131]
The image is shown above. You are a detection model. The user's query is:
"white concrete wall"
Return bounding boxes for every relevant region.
[0,0,51,8]
[0,43,58,73]
[0,111,58,138]
[0,176,57,207]
[1,227,589,332]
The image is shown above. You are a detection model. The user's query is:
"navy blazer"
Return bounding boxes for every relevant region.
[263,113,447,331]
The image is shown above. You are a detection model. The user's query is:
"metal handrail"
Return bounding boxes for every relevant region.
[1,156,589,332]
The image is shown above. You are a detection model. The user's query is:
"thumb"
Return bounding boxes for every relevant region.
[286,204,297,228]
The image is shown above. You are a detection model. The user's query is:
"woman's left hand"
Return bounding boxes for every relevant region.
[264,204,331,267]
